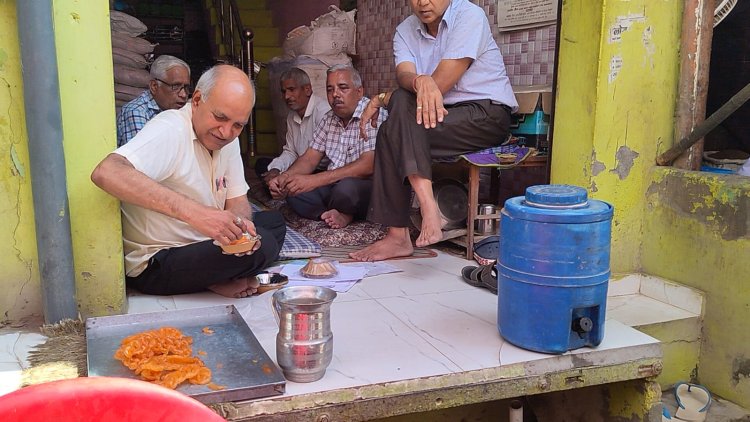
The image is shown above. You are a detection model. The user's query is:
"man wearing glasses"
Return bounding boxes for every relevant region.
[116,55,191,147]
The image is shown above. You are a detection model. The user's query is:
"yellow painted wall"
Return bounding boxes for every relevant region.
[0,0,42,321]
[52,0,126,317]
[553,0,682,275]
[643,169,750,407]
[1,0,125,321]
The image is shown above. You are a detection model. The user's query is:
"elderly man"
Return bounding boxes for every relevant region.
[352,0,518,261]
[116,55,191,146]
[255,67,331,185]
[268,65,387,229]
[92,65,286,298]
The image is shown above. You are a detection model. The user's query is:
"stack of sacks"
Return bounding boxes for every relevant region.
[110,10,156,115]
[269,6,357,145]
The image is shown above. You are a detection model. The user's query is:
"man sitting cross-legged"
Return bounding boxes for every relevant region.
[92,65,286,298]
[255,67,331,186]
[268,64,387,229]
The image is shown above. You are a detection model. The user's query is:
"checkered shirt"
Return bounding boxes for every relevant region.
[116,90,161,147]
[309,97,387,170]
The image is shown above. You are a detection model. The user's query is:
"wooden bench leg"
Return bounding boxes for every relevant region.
[466,164,480,260]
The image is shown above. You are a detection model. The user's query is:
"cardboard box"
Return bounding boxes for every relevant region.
[511,85,553,151]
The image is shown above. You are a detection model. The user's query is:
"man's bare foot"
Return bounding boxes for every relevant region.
[349,227,414,262]
[415,203,444,247]
[321,209,353,229]
[208,276,260,298]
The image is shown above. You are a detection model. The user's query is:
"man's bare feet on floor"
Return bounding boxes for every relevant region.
[350,227,414,261]
[321,209,354,229]
[208,276,260,298]
[415,204,444,247]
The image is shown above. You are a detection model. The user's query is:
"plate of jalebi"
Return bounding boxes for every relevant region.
[86,304,285,404]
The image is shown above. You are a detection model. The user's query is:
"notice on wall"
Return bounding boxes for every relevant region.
[497,0,559,32]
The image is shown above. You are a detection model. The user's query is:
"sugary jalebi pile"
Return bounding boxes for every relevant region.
[114,327,212,389]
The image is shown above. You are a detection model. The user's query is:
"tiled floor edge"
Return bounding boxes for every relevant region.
[608,273,641,297]
[638,274,704,316]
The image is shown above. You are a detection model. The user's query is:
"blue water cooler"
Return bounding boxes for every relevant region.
[497,185,613,354]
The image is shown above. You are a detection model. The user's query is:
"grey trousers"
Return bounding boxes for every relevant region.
[367,89,511,227]
[287,177,373,221]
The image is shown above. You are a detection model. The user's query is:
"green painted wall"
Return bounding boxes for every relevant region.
[553,0,682,275]
[0,0,42,321]
[643,169,750,407]
[52,0,126,317]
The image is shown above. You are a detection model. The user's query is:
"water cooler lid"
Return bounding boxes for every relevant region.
[503,184,613,223]
[524,185,588,207]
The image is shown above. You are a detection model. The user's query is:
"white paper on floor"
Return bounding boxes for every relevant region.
[278,262,402,293]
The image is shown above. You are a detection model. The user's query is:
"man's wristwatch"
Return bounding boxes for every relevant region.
[377,92,387,107]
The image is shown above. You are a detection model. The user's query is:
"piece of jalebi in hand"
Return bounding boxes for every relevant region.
[114,327,211,389]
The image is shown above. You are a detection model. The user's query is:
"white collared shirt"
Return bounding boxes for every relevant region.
[115,104,248,276]
[394,0,518,111]
[268,94,331,172]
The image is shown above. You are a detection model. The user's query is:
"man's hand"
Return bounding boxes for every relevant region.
[187,207,250,245]
[220,215,262,256]
[284,173,320,196]
[413,75,448,129]
[268,173,288,199]
[359,96,382,140]
[261,168,281,185]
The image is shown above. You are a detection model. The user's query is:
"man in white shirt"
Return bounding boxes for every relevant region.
[92,65,286,298]
[255,67,331,186]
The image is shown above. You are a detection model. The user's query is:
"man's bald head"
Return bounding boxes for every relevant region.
[191,65,255,151]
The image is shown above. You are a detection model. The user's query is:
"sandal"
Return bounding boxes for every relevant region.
[674,382,711,421]
[461,264,498,294]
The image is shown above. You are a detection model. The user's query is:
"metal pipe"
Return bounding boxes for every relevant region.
[671,0,715,169]
[509,399,523,422]
[244,28,256,157]
[16,0,78,323]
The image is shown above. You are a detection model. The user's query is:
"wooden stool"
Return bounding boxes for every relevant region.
[443,155,548,260]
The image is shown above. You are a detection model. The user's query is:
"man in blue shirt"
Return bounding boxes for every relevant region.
[116,55,191,147]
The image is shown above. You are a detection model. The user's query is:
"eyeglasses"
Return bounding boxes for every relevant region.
[155,78,192,94]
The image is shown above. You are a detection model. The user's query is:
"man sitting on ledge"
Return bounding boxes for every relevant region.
[351,0,517,261]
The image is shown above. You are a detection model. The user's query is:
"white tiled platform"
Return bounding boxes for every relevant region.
[0,251,698,399]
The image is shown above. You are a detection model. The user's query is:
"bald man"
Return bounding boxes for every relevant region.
[92,65,286,298]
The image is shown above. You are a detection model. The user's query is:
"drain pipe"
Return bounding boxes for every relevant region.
[17,1,78,323]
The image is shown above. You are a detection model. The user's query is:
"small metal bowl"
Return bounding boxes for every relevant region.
[255,272,289,294]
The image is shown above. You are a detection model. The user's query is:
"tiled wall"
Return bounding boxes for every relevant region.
[356,0,557,95]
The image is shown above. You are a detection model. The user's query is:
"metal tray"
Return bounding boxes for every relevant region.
[86,304,285,404]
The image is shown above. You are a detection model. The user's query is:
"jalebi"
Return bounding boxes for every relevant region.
[114,327,212,389]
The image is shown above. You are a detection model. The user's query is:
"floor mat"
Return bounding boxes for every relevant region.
[321,245,437,262]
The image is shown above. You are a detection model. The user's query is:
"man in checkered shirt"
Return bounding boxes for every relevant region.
[116,55,191,147]
[268,64,387,229]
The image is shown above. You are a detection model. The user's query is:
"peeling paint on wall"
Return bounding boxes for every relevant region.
[610,146,640,180]
[608,13,646,43]
[642,26,656,70]
[732,356,750,385]
[10,145,25,179]
[647,172,750,241]
[609,55,623,83]
[591,151,606,176]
